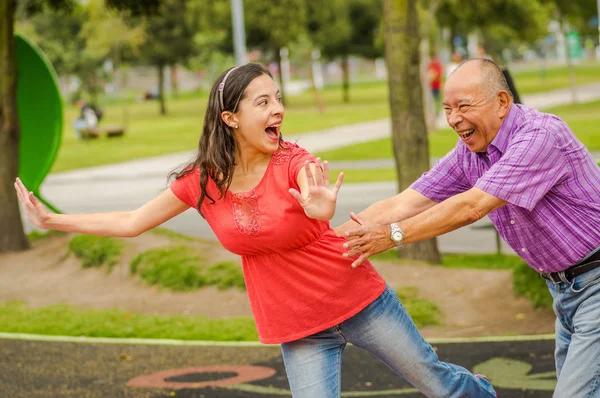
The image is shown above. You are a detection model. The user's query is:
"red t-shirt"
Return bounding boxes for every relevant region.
[427,60,443,90]
[170,142,386,344]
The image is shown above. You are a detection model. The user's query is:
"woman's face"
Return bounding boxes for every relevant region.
[230,74,284,155]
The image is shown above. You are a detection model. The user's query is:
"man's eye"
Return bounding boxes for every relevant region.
[459,104,469,110]
[276,97,282,103]
[259,100,267,106]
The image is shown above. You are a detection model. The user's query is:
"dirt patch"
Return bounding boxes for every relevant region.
[0,233,555,338]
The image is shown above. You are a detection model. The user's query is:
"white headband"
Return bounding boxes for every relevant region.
[218,67,238,110]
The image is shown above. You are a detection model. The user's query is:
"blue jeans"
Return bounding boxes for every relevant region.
[546,265,600,397]
[281,285,496,397]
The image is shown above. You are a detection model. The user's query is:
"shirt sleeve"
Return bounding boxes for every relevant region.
[287,144,316,188]
[475,128,568,211]
[410,147,471,202]
[169,169,201,209]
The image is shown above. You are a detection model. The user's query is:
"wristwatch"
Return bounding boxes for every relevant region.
[389,223,404,245]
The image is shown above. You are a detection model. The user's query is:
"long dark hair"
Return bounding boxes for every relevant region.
[170,63,283,216]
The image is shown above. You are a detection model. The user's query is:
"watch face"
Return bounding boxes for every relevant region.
[392,231,403,242]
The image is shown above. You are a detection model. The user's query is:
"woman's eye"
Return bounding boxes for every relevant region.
[276,97,282,103]
[259,100,267,106]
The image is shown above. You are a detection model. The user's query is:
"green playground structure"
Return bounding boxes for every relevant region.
[15,33,63,213]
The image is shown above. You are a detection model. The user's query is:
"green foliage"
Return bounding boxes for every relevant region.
[130,246,205,291]
[149,227,196,241]
[130,246,245,291]
[204,261,246,290]
[0,300,258,341]
[27,229,67,242]
[513,263,553,309]
[396,287,442,327]
[68,234,124,270]
[245,0,307,52]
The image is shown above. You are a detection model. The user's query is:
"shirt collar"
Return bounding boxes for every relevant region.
[481,102,520,158]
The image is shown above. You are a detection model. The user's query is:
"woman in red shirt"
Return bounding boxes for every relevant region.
[15,63,495,398]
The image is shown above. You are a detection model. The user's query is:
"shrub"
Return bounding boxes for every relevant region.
[396,287,442,328]
[204,261,246,290]
[27,230,67,242]
[68,235,124,271]
[130,246,206,291]
[513,262,553,309]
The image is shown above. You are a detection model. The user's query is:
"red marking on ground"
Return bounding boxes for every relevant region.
[127,365,277,389]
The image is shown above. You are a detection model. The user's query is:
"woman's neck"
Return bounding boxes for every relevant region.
[235,149,272,175]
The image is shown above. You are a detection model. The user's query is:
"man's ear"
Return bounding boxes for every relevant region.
[221,111,239,129]
[497,91,511,118]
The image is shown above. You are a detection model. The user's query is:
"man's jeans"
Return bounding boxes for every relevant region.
[280,285,496,398]
[546,265,600,397]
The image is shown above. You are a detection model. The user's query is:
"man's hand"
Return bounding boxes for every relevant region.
[342,213,395,267]
[14,177,51,229]
[289,158,344,221]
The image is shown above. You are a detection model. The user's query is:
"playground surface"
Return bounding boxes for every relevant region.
[0,333,556,397]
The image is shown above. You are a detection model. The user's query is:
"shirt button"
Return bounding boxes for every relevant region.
[510,220,515,225]
[521,248,527,253]
[538,267,544,272]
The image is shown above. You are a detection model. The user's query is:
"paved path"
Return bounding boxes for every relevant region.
[0,333,556,397]
[36,82,600,255]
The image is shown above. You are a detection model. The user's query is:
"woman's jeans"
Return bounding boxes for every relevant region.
[546,265,600,397]
[280,285,496,398]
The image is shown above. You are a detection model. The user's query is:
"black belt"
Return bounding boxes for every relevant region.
[543,250,600,284]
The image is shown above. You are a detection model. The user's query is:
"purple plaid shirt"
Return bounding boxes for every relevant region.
[411,104,600,272]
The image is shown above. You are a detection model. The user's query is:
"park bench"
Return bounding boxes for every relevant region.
[80,125,126,139]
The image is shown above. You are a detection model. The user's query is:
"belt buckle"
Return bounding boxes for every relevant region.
[544,272,562,284]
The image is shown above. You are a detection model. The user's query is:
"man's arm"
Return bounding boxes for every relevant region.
[343,187,507,266]
[333,188,438,236]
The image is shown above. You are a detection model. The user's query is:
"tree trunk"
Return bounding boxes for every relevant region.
[170,64,179,98]
[275,49,287,106]
[561,20,578,104]
[383,0,441,264]
[341,54,350,103]
[157,62,167,115]
[0,0,30,252]
[309,49,325,113]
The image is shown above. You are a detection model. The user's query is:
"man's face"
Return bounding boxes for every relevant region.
[442,68,504,153]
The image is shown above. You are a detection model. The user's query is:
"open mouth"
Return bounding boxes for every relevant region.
[458,129,475,140]
[265,123,281,140]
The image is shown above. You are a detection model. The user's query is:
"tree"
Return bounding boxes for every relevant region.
[137,0,200,115]
[244,0,307,105]
[383,0,441,263]
[0,0,160,253]
[0,0,29,252]
[319,0,384,103]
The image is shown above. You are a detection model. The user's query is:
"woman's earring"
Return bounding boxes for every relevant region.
[235,125,238,129]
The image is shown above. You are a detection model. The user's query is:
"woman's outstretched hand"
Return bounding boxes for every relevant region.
[289,158,344,221]
[14,177,50,229]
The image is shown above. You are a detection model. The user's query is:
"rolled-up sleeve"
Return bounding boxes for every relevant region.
[476,129,568,211]
[410,148,471,202]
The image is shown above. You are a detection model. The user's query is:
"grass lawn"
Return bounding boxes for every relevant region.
[52,83,389,173]
[372,250,525,270]
[510,63,600,95]
[50,63,599,173]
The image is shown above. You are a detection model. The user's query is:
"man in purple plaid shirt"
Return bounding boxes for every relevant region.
[338,58,600,396]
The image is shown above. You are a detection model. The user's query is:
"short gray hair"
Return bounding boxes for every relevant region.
[455,58,513,100]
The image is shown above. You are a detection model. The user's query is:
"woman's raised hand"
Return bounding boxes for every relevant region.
[289,158,344,221]
[14,178,51,229]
